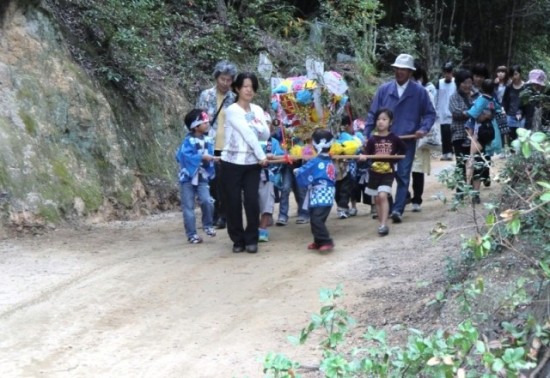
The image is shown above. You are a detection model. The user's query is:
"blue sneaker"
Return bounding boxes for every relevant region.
[259,228,269,242]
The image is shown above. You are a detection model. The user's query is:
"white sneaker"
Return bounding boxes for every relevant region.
[411,203,422,212]
[348,208,358,216]
[337,209,349,219]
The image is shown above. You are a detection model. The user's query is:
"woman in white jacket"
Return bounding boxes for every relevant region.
[220,72,270,253]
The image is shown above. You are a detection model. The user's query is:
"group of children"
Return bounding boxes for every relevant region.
[175,106,405,252]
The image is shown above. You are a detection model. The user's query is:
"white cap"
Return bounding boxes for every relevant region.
[391,54,416,71]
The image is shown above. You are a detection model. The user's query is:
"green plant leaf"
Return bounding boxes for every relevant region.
[540,192,550,202]
[491,358,505,372]
[507,218,521,235]
[530,132,547,143]
[476,340,486,353]
[521,142,532,158]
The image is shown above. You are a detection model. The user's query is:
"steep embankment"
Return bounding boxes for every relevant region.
[0,1,187,236]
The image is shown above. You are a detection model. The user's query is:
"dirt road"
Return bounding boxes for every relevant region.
[0,160,496,377]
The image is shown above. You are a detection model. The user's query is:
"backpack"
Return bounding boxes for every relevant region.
[477,120,495,146]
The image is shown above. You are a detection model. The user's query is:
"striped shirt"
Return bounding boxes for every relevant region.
[449,91,472,142]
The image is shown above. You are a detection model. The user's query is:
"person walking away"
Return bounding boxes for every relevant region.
[502,65,526,146]
[294,129,337,252]
[220,72,270,253]
[361,108,406,236]
[410,64,437,212]
[470,63,492,186]
[435,62,456,161]
[196,60,237,230]
[258,113,285,242]
[465,79,502,204]
[364,53,436,224]
[176,109,217,244]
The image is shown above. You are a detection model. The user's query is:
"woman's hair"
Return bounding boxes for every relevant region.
[213,60,237,79]
[232,72,259,101]
[413,66,429,85]
[509,64,522,77]
[471,63,489,78]
[454,69,473,88]
[374,108,393,124]
[481,79,495,95]
[495,65,508,82]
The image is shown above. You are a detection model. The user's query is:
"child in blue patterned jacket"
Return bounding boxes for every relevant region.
[258,113,285,242]
[294,129,337,252]
[176,109,216,244]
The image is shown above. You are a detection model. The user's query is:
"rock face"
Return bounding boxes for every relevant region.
[0,2,187,231]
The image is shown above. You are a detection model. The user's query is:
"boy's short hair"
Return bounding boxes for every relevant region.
[481,79,495,95]
[184,108,208,130]
[312,128,334,153]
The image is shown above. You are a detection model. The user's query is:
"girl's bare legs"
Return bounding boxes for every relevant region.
[376,192,389,227]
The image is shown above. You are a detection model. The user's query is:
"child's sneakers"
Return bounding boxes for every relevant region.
[377,225,389,236]
[258,228,269,242]
[204,227,216,237]
[308,242,334,251]
[411,203,422,212]
[348,208,358,217]
[337,208,349,219]
[188,234,203,244]
[370,207,378,219]
[318,243,334,252]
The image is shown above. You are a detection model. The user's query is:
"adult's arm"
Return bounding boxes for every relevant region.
[501,85,511,114]
[449,94,469,121]
[418,89,436,134]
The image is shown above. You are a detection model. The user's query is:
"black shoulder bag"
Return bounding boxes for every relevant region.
[210,96,228,127]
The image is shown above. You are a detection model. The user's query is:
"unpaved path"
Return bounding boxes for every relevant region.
[0,160,499,377]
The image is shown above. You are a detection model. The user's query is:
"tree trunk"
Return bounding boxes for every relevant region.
[216,0,227,24]
[506,0,516,66]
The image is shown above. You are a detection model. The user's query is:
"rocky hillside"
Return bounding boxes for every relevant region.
[0,1,189,235]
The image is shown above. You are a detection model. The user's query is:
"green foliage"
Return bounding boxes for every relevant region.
[264,287,542,377]
[378,25,418,57]
[37,203,61,223]
[318,0,383,62]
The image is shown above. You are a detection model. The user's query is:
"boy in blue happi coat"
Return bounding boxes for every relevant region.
[294,129,336,252]
[176,109,216,244]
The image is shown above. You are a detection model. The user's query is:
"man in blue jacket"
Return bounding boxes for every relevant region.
[364,54,436,223]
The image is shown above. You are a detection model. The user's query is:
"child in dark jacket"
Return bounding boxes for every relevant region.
[176,109,216,244]
[294,129,336,252]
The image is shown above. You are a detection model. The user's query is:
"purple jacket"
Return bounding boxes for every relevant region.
[365,80,436,137]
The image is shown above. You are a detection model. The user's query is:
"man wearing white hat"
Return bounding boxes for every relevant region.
[364,53,436,223]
